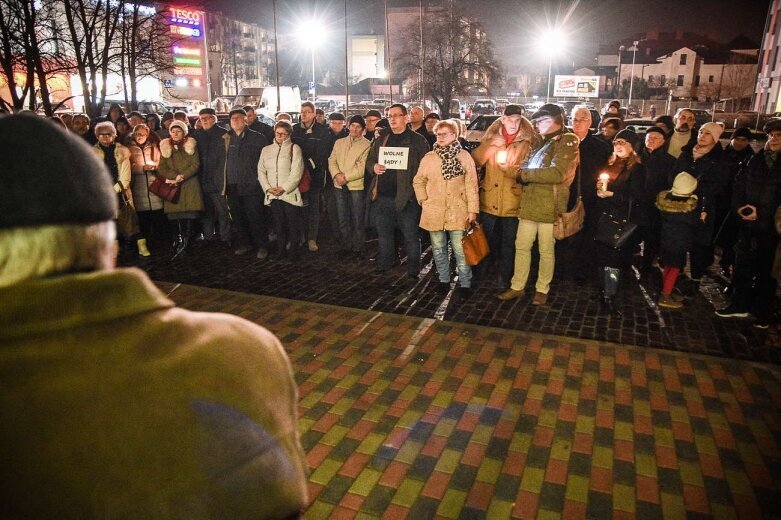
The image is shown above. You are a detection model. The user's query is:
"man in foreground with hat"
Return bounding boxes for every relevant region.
[498,103,580,306]
[0,114,308,517]
[716,118,781,329]
[328,114,372,258]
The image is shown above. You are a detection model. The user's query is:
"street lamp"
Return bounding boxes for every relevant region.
[628,40,639,108]
[537,29,566,103]
[297,20,324,101]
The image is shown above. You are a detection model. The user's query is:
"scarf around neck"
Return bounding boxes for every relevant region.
[435,141,464,180]
[100,143,119,183]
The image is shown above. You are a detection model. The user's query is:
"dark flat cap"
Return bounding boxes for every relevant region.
[530,103,563,120]
[328,112,345,121]
[199,107,216,116]
[229,108,247,118]
[504,104,525,117]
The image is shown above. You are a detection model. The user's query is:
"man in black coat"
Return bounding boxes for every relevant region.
[223,108,269,259]
[558,106,612,281]
[292,101,330,252]
[716,119,781,328]
[244,105,275,144]
[194,108,230,244]
[638,126,675,270]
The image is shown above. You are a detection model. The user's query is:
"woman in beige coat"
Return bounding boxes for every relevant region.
[413,119,479,296]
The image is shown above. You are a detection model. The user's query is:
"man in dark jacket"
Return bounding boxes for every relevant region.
[194,108,230,244]
[366,103,430,278]
[223,108,269,259]
[292,101,330,252]
[716,127,756,273]
[716,119,781,328]
[244,105,275,144]
[638,126,675,270]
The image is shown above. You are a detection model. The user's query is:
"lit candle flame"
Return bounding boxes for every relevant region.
[496,150,508,165]
[599,173,609,192]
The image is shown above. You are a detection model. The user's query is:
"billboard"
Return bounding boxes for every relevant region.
[553,75,599,98]
[164,7,209,102]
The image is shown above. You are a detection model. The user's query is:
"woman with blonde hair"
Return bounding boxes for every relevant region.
[93,121,133,251]
[413,119,479,297]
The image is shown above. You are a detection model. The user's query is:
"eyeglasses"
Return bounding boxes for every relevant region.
[98,133,114,137]
[613,139,629,146]
[435,132,453,137]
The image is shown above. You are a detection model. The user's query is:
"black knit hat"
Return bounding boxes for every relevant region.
[328,112,345,121]
[531,103,563,120]
[608,99,621,110]
[731,127,752,140]
[0,114,116,229]
[349,115,366,128]
[645,126,666,138]
[161,111,174,122]
[614,129,640,148]
[504,104,525,117]
[365,109,383,119]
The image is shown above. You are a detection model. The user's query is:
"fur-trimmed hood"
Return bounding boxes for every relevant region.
[93,142,131,163]
[656,190,698,213]
[160,136,197,158]
[483,116,537,145]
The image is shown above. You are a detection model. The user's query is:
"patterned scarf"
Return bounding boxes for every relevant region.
[435,141,464,180]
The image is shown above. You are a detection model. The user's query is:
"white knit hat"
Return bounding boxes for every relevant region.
[671,172,698,197]
[699,121,724,142]
[168,120,189,136]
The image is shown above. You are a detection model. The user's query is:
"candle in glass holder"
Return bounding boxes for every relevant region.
[599,173,610,192]
[496,150,508,165]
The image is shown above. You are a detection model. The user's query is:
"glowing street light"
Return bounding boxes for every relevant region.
[296,20,325,101]
[537,29,566,103]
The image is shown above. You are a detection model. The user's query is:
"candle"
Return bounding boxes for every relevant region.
[599,173,610,192]
[496,150,508,165]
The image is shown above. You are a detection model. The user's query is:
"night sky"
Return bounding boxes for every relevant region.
[202,0,770,81]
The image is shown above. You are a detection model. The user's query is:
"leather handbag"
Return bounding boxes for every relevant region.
[552,164,585,240]
[462,221,490,266]
[148,174,180,202]
[289,144,311,193]
[594,198,637,249]
[116,189,139,236]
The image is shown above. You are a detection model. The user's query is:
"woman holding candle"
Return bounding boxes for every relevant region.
[471,104,536,289]
[128,123,163,256]
[414,119,480,297]
[594,129,645,316]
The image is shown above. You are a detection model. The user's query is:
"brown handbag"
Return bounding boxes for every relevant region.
[552,164,585,240]
[462,221,490,266]
[116,189,139,236]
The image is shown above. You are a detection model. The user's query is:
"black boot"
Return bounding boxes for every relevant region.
[172,221,187,259]
[601,267,623,317]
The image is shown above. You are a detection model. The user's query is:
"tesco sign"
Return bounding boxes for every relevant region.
[170,8,201,26]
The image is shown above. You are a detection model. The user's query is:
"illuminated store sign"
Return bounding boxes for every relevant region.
[165,7,208,101]
[174,56,201,66]
[173,46,200,56]
[170,25,201,37]
[170,8,201,26]
[174,67,203,76]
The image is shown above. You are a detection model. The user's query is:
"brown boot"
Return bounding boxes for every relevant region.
[658,293,683,309]
[532,291,548,305]
[497,288,524,301]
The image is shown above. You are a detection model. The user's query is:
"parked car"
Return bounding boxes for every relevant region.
[463,114,501,149]
[471,99,497,117]
[449,99,466,119]
[622,118,657,139]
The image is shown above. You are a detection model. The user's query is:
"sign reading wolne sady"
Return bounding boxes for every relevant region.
[553,75,600,98]
[379,147,409,170]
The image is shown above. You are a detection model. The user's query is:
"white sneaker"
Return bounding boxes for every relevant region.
[307,239,319,252]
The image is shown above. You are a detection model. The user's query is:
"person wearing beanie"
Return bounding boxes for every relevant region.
[715,119,781,328]
[655,172,699,309]
[604,99,622,118]
[593,127,645,316]
[0,114,308,517]
[364,109,382,140]
[716,126,756,274]
[673,119,727,291]
[92,121,134,249]
[497,101,579,306]
[159,111,174,139]
[158,116,203,258]
[145,112,162,135]
[472,105,536,289]
[327,111,372,258]
[639,124,676,271]
[424,112,441,136]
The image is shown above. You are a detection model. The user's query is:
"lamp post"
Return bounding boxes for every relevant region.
[617,45,625,98]
[297,20,323,102]
[628,41,639,108]
[537,30,565,104]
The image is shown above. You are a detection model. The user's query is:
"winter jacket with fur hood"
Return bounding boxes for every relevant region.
[471,117,536,217]
[656,190,699,268]
[93,142,132,206]
[158,136,203,214]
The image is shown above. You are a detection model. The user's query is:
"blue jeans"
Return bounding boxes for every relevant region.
[335,187,366,252]
[430,230,472,287]
[372,196,421,275]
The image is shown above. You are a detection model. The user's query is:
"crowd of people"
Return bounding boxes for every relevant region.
[28,100,781,327]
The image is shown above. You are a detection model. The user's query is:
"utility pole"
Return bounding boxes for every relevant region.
[273,0,281,113]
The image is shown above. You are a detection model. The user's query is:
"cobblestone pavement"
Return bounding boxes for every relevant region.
[123,231,780,364]
[157,281,781,519]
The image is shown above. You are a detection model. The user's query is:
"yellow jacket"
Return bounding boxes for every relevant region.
[328,135,371,190]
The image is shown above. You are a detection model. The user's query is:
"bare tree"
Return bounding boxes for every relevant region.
[720,54,756,111]
[396,3,501,117]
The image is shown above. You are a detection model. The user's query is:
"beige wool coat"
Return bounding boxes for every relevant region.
[413,148,479,232]
[471,117,536,217]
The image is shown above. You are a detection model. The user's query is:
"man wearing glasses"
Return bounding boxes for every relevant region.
[498,103,579,306]
[366,103,430,278]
